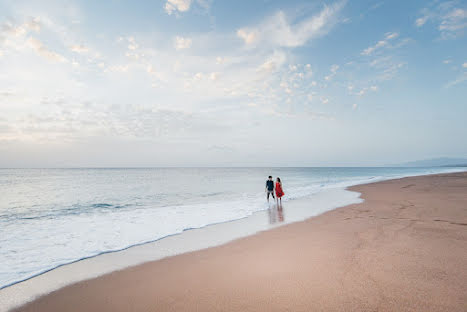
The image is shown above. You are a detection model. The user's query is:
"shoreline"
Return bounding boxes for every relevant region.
[2,168,462,291]
[0,187,363,312]
[2,170,467,311]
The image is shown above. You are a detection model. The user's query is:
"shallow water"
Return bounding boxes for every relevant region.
[0,167,464,289]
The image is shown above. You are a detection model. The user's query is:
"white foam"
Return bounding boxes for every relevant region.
[1,167,465,312]
[0,188,363,312]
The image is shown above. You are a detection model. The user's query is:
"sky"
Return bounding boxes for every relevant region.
[0,0,466,167]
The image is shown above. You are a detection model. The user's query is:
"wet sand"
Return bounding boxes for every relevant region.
[13,172,467,311]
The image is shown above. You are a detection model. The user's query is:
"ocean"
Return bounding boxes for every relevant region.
[0,167,464,289]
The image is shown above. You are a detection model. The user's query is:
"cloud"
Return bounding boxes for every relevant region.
[27,37,67,62]
[415,16,429,27]
[257,51,287,73]
[324,64,339,80]
[445,61,467,87]
[215,56,227,65]
[236,29,258,44]
[127,37,138,50]
[236,1,346,48]
[439,8,467,35]
[0,18,42,52]
[165,0,192,15]
[164,0,212,16]
[0,17,103,68]
[0,17,41,40]
[416,2,467,39]
[174,36,192,50]
[0,4,344,157]
[355,85,379,97]
[446,72,467,87]
[70,44,88,53]
[361,32,399,55]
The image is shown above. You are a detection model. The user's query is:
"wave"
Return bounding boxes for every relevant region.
[1,167,465,290]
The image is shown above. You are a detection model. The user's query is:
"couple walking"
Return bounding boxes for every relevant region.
[265,175,284,203]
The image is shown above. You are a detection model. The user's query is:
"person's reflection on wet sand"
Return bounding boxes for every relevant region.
[268,202,285,224]
[277,202,284,222]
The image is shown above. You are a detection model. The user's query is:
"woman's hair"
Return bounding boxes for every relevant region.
[276,177,281,183]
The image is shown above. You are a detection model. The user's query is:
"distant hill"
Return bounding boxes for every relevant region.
[394,157,467,167]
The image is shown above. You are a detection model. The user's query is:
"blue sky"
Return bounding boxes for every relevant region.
[0,0,466,167]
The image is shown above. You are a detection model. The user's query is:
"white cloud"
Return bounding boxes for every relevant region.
[445,71,467,87]
[0,18,41,52]
[361,40,387,55]
[216,56,227,65]
[0,18,41,39]
[416,3,467,39]
[463,62,467,68]
[236,28,258,44]
[352,103,358,110]
[236,1,346,48]
[174,36,192,50]
[0,5,344,163]
[165,0,192,15]
[27,37,67,62]
[325,64,339,80]
[352,85,379,97]
[257,51,287,73]
[385,32,399,40]
[70,44,88,53]
[415,16,429,27]
[127,37,138,50]
[361,32,398,55]
[439,8,466,32]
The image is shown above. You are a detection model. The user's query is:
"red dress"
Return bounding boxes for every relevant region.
[275,182,284,198]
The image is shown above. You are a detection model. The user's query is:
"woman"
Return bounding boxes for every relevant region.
[275,177,284,203]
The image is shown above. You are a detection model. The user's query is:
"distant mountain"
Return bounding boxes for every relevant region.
[395,157,467,167]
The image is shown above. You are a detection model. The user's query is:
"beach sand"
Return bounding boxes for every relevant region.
[12,172,467,312]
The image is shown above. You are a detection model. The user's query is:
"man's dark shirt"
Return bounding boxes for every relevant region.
[266,180,274,191]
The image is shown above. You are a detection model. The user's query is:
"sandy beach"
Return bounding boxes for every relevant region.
[11,172,467,312]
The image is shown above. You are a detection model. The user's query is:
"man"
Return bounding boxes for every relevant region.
[265,176,275,202]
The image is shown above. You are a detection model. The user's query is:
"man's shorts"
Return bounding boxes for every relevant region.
[267,190,275,196]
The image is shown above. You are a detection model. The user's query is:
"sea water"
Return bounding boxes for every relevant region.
[0,167,464,289]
